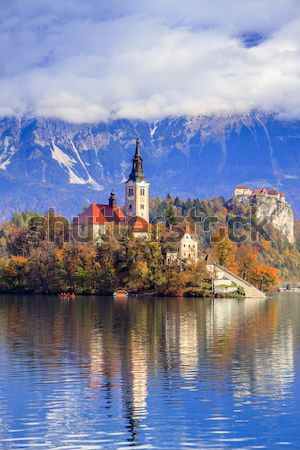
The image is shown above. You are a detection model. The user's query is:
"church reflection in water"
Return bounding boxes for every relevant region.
[0,294,296,443]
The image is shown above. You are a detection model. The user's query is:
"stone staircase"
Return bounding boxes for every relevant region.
[208,263,266,298]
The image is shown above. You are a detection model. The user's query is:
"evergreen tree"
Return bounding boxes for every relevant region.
[165,206,178,228]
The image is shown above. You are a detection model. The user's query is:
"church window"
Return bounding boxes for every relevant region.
[141,204,145,210]
[140,188,145,196]
[128,188,134,197]
[129,204,132,210]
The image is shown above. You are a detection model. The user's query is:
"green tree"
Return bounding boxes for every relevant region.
[165,206,178,228]
[127,240,164,291]
[27,244,65,293]
[97,242,118,293]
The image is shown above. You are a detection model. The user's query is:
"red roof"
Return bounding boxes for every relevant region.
[170,224,196,237]
[98,204,125,222]
[251,188,284,197]
[243,187,285,198]
[74,203,125,225]
[236,185,250,190]
[181,224,196,235]
[129,216,151,233]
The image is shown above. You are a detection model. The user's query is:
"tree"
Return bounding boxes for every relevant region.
[45,210,70,248]
[174,196,182,208]
[62,244,99,293]
[165,206,178,228]
[97,242,118,293]
[1,212,45,257]
[27,244,65,293]
[127,260,149,291]
[162,263,185,296]
[254,264,280,292]
[126,240,164,291]
[212,235,237,268]
[0,256,28,292]
[236,245,258,281]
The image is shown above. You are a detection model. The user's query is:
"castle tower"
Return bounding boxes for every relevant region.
[125,138,150,222]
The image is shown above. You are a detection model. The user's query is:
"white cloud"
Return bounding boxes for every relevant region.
[1,0,300,122]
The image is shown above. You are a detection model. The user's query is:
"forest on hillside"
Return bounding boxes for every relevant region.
[0,194,297,295]
[150,195,300,283]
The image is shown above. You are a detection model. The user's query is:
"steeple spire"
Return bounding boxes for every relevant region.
[128,137,145,182]
[109,190,117,208]
[124,137,150,222]
[135,137,141,157]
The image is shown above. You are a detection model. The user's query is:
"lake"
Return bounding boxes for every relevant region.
[0,293,299,449]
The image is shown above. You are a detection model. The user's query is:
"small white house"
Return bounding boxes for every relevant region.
[178,229,198,263]
[163,225,199,265]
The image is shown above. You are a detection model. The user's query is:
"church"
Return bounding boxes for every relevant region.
[124,138,150,222]
[73,138,198,264]
[73,138,151,241]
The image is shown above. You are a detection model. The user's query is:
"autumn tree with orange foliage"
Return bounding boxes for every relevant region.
[0,201,291,295]
[235,245,259,281]
[0,255,28,291]
[254,264,280,293]
[234,245,280,292]
[211,233,237,269]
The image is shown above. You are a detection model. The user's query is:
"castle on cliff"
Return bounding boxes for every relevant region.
[233,185,295,244]
[234,186,286,202]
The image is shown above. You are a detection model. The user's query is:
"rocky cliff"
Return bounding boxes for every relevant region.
[230,194,295,244]
[0,114,299,221]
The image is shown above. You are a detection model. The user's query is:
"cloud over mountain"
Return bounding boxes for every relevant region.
[1,0,300,122]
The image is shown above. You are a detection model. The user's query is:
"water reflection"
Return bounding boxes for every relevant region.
[0,294,299,449]
[178,301,199,385]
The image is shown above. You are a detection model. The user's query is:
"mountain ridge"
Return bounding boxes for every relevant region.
[0,114,299,221]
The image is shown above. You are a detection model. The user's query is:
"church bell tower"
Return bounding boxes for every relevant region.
[125,138,150,222]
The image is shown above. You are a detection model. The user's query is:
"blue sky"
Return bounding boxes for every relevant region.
[1,0,300,122]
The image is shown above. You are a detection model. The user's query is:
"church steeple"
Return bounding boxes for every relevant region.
[124,138,150,222]
[128,138,145,182]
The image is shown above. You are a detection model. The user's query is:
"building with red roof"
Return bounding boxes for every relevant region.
[73,139,152,242]
[73,191,126,242]
[128,216,152,239]
[73,139,200,255]
[234,185,286,203]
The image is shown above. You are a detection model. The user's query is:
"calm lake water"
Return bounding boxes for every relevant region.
[0,294,299,449]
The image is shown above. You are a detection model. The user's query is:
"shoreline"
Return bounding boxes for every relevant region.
[0,290,246,299]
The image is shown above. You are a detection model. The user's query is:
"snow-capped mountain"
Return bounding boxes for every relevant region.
[0,114,299,221]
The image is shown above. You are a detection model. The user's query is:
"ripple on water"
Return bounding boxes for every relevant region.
[0,294,299,449]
